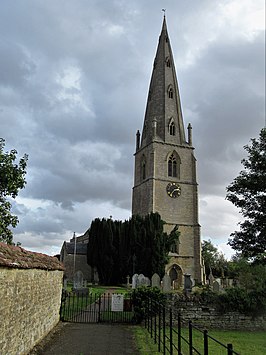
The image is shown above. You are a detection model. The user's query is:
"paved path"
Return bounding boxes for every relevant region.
[31,322,140,355]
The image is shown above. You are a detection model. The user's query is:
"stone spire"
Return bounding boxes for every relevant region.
[140,16,186,148]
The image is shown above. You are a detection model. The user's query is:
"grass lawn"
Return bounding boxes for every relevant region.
[133,326,266,355]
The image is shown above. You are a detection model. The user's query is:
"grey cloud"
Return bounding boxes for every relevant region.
[0,0,264,257]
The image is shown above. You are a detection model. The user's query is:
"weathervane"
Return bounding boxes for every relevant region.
[162,9,166,16]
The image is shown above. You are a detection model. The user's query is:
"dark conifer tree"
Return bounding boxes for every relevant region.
[87,213,180,284]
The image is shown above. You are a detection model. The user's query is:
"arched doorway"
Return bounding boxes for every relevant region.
[169,264,182,289]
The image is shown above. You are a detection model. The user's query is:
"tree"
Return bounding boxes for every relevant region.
[87,213,180,285]
[226,128,266,262]
[0,139,28,244]
[202,239,227,278]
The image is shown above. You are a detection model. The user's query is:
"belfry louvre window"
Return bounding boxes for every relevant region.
[168,154,177,177]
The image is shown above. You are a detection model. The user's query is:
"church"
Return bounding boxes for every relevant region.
[60,16,203,286]
[132,16,203,285]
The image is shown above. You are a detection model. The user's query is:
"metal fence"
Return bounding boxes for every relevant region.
[144,297,240,355]
[60,290,133,324]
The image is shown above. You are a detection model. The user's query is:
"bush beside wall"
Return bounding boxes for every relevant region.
[0,243,64,355]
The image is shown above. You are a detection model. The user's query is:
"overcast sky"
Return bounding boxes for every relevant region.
[1,0,265,259]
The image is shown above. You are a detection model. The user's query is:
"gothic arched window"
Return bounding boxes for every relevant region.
[168,87,173,99]
[168,152,180,178]
[166,57,171,67]
[170,121,175,136]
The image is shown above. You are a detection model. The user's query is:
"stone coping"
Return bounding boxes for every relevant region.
[0,242,64,271]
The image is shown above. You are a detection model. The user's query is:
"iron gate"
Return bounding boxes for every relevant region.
[60,290,133,324]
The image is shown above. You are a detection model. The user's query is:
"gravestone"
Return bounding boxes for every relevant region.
[138,274,146,286]
[213,280,220,292]
[162,274,171,293]
[144,277,151,286]
[152,273,161,288]
[132,274,138,289]
[74,270,83,289]
[184,274,192,293]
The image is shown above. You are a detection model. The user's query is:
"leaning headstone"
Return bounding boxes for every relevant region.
[162,274,171,293]
[132,274,138,289]
[184,274,193,293]
[74,270,83,289]
[213,280,220,292]
[152,273,161,288]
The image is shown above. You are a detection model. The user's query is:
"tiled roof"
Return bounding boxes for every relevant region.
[65,242,87,255]
[0,242,64,270]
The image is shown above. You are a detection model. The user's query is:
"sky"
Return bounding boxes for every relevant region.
[1,0,265,259]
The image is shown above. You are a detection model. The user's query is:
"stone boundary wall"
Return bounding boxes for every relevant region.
[172,300,266,331]
[0,242,64,355]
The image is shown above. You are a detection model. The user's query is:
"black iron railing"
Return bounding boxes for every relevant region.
[60,290,133,324]
[144,297,240,355]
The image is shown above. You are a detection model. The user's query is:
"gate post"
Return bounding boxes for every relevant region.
[98,295,102,322]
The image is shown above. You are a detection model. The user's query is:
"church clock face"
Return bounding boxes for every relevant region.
[166,182,181,198]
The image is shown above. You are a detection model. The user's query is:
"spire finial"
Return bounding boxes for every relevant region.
[162,8,166,17]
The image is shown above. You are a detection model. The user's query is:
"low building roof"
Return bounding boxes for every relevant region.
[0,242,64,271]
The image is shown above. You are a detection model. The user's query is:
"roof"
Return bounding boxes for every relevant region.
[65,242,88,255]
[140,16,186,147]
[0,242,64,271]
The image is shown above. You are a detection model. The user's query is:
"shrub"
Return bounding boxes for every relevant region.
[193,286,266,317]
[131,286,166,324]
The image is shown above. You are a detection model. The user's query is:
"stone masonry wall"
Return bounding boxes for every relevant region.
[0,243,64,355]
[172,300,266,331]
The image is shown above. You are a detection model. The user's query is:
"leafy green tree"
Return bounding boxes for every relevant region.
[202,239,227,278]
[0,139,28,244]
[226,128,266,263]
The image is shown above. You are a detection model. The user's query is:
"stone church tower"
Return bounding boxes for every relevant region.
[132,17,202,284]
